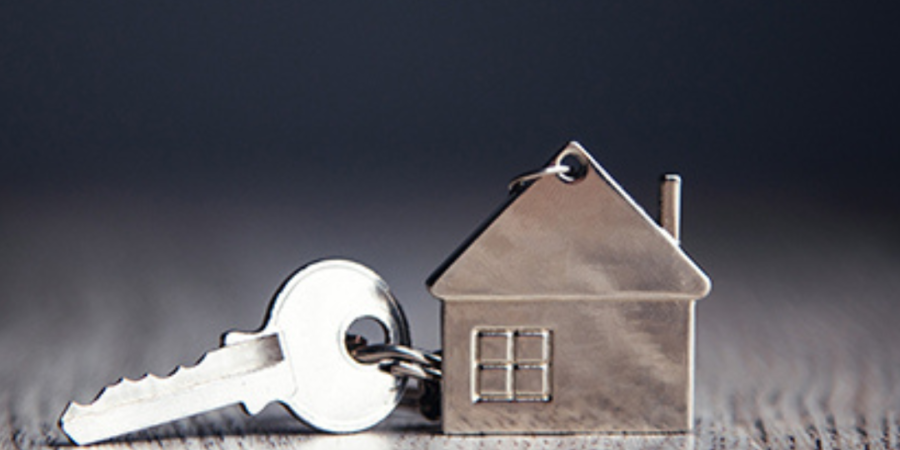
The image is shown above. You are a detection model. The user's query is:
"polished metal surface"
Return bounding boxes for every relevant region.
[352,343,442,381]
[429,142,710,302]
[352,343,442,368]
[442,300,694,433]
[508,162,572,191]
[660,174,682,241]
[379,359,442,381]
[60,259,409,445]
[428,141,711,434]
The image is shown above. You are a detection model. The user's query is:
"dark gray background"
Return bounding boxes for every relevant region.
[2,2,898,350]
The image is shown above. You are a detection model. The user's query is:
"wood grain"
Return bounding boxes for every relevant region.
[2,191,898,449]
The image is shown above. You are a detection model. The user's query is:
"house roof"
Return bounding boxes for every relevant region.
[428,142,711,302]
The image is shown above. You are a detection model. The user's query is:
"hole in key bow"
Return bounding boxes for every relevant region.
[346,317,389,355]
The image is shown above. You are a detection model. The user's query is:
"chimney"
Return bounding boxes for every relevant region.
[660,174,681,242]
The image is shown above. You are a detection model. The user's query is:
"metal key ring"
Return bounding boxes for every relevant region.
[379,360,442,381]
[507,164,571,191]
[352,344,442,367]
[508,145,593,191]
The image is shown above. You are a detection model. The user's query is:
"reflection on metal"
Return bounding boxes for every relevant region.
[61,260,410,445]
[352,343,443,381]
[428,141,711,434]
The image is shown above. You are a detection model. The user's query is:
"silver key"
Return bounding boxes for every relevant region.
[60,259,410,445]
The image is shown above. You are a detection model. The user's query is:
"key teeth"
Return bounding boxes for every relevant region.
[60,360,211,445]
[66,401,87,410]
[241,400,267,416]
[61,338,288,445]
[222,330,257,346]
[84,365,189,409]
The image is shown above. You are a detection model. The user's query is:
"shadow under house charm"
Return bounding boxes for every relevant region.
[427,141,712,434]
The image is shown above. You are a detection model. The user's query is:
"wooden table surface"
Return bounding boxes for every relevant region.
[2,190,898,450]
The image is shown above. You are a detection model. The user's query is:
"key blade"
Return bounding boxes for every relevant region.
[61,334,288,445]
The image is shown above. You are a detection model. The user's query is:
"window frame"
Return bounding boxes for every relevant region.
[471,327,552,403]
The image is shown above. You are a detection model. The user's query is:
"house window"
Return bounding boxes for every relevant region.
[472,328,552,403]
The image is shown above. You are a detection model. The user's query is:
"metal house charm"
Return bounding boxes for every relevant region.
[427,142,711,434]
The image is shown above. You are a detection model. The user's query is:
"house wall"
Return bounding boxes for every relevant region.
[441,299,695,434]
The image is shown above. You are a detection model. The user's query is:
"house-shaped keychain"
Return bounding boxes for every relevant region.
[427,142,711,434]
